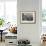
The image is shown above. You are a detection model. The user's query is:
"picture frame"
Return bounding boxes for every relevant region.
[20,11,36,24]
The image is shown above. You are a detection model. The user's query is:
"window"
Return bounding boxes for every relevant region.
[42,0,46,26]
[0,1,4,17]
[42,0,46,33]
[0,0,17,26]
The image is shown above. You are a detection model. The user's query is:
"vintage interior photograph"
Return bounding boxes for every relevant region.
[0,0,45,46]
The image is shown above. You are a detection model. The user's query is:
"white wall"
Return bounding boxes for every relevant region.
[17,0,42,46]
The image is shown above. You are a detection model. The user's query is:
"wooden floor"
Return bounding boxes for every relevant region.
[0,41,5,46]
[0,41,46,46]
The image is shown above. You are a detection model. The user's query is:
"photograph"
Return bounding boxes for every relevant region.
[20,11,36,24]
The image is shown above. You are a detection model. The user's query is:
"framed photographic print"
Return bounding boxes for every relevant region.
[20,11,36,24]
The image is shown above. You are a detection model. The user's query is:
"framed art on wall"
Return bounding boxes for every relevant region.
[20,11,36,24]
